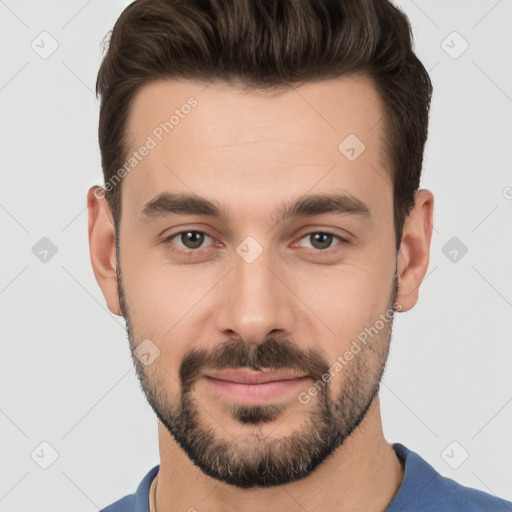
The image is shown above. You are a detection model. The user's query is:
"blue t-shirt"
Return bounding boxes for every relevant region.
[101,443,512,511]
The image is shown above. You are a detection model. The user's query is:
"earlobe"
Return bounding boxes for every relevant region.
[395,189,434,313]
[87,186,122,316]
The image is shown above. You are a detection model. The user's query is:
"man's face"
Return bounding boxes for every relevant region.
[115,75,399,487]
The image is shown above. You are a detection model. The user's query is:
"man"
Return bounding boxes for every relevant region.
[87,0,512,510]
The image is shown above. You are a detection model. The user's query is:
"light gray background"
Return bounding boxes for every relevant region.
[0,1,511,510]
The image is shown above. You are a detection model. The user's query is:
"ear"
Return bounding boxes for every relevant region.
[395,189,434,312]
[87,186,121,316]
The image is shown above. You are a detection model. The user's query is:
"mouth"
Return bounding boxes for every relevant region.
[201,369,311,404]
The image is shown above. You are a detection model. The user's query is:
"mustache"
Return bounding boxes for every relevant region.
[179,337,330,393]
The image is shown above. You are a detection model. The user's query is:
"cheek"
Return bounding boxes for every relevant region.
[290,258,395,349]
[121,231,188,304]
[119,244,180,337]
[119,245,217,366]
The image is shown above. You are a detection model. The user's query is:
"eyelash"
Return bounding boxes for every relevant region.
[163,229,348,255]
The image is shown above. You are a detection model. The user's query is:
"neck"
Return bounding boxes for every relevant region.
[154,396,404,512]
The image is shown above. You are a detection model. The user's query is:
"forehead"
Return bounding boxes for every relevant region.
[122,74,391,222]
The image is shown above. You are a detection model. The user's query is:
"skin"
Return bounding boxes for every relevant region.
[87,74,434,511]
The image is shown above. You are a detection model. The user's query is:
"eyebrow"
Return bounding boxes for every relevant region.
[141,191,372,225]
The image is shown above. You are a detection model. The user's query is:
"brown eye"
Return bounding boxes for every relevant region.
[298,232,345,251]
[165,230,215,252]
[179,231,206,249]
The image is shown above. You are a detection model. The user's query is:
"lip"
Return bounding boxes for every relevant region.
[201,369,311,404]
[203,369,308,384]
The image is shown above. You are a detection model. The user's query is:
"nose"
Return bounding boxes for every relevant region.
[214,244,297,346]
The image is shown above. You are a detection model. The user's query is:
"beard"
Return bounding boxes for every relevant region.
[117,261,399,489]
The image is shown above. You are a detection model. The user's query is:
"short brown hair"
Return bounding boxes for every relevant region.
[96,0,433,252]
